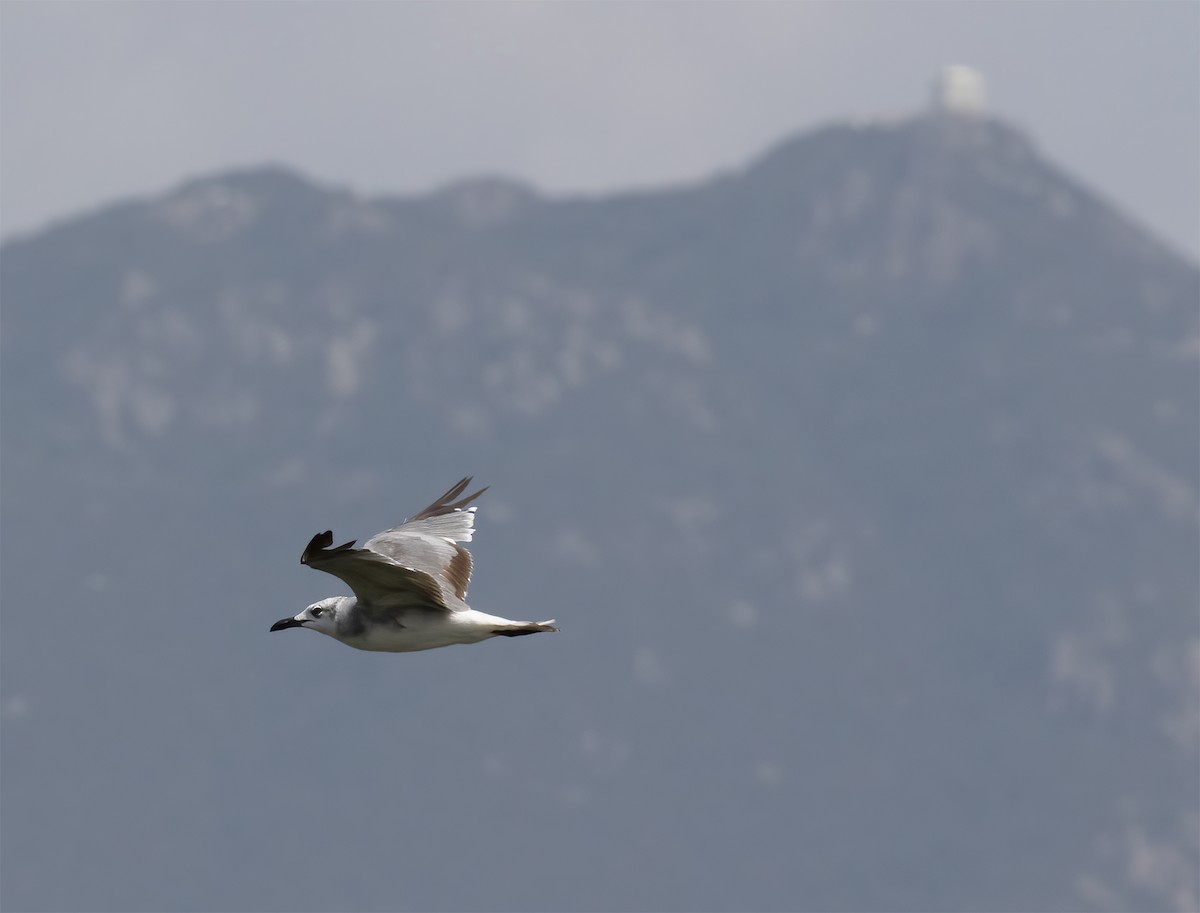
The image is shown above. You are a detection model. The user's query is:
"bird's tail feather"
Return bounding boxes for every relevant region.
[492,620,559,637]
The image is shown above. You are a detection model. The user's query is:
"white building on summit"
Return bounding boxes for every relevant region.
[931,65,987,115]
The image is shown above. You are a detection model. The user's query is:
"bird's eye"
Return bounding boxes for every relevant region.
[312,608,324,618]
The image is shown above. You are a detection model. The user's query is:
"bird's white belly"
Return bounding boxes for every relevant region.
[338,610,502,653]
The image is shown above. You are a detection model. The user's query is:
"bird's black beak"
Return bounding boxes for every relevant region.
[270,617,305,632]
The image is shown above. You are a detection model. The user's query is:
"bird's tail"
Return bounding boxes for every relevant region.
[492,620,559,637]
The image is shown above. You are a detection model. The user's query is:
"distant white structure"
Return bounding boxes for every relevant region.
[931,65,987,115]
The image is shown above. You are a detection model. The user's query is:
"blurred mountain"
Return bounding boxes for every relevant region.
[2,112,1197,913]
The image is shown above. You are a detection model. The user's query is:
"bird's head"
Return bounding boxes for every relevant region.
[270,597,342,636]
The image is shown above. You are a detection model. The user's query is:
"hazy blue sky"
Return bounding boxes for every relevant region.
[2,2,1198,258]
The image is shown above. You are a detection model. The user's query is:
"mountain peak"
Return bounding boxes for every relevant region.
[745,111,1037,182]
[153,165,339,241]
[721,110,1185,291]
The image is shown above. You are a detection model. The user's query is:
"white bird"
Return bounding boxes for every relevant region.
[271,478,558,652]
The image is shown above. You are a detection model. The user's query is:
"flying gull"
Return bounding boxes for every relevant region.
[271,478,558,652]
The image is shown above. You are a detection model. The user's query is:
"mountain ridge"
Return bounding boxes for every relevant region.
[2,110,1196,913]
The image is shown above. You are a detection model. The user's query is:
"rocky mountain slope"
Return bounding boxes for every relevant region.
[2,112,1197,912]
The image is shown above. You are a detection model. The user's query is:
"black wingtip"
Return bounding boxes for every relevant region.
[410,477,489,521]
[301,530,355,565]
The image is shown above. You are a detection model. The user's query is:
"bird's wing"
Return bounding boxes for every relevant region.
[300,479,489,615]
[362,477,488,606]
[301,530,449,611]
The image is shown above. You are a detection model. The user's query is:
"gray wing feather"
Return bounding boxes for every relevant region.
[302,541,448,611]
[364,480,486,604]
[301,478,488,616]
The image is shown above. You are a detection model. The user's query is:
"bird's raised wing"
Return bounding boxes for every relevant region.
[362,476,488,605]
[301,478,489,615]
